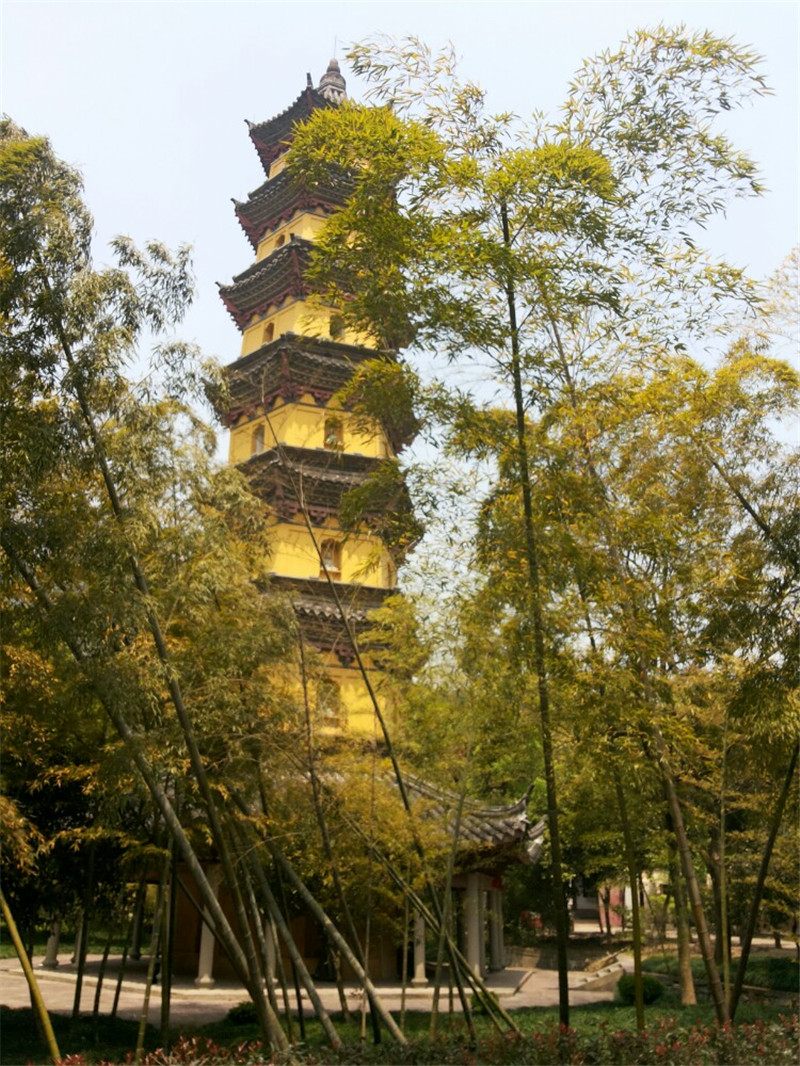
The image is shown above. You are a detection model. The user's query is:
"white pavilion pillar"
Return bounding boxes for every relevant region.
[130,890,144,960]
[488,888,505,970]
[411,910,427,986]
[71,910,84,965]
[195,866,223,988]
[42,919,61,969]
[464,873,484,977]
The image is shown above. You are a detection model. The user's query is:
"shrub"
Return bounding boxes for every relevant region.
[617,971,665,1005]
[226,999,257,1025]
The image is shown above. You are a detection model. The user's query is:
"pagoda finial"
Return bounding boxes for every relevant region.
[318,58,346,103]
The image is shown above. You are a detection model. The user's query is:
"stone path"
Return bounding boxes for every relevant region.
[0,952,619,1029]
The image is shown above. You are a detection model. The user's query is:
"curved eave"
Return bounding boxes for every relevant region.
[403,774,546,866]
[218,240,313,329]
[239,447,382,521]
[247,87,334,174]
[268,575,390,663]
[233,171,349,250]
[219,334,381,411]
[218,335,417,455]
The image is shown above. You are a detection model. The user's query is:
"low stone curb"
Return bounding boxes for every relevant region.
[573,962,625,992]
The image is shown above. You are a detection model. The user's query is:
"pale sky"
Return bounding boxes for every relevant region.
[4,1,798,376]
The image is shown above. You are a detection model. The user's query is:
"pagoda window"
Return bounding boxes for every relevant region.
[251,423,266,455]
[263,322,275,344]
[319,539,342,580]
[275,233,286,249]
[323,417,344,451]
[317,677,342,724]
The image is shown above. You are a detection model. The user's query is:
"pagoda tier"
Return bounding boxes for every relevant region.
[241,446,382,523]
[269,575,388,665]
[219,334,418,454]
[218,238,313,329]
[240,446,419,562]
[247,87,335,173]
[234,170,352,250]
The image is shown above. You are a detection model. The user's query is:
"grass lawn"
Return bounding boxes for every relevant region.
[0,929,131,962]
[3,995,797,1065]
[642,951,799,992]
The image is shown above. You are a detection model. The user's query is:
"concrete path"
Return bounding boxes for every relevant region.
[0,953,618,1029]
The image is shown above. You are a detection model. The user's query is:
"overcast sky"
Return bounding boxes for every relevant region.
[4,0,798,375]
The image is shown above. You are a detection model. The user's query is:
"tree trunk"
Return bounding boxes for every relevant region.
[431,768,469,1037]
[92,924,115,1040]
[160,836,178,1044]
[71,842,96,1025]
[602,886,612,937]
[0,533,287,1049]
[270,914,296,1045]
[48,327,289,1057]
[298,639,379,1041]
[654,724,728,1023]
[112,878,146,1020]
[270,842,408,1046]
[730,739,799,1019]
[0,889,61,1065]
[708,823,724,966]
[288,476,478,1038]
[243,845,340,1049]
[668,842,696,1006]
[241,862,284,1027]
[614,773,644,1031]
[501,199,570,1029]
[135,857,169,1066]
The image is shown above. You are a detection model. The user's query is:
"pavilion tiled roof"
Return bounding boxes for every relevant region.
[234,170,352,250]
[403,774,546,865]
[247,87,336,173]
[218,239,313,330]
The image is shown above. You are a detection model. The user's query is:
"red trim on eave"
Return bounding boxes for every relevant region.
[236,196,338,251]
[233,204,261,248]
[219,279,309,330]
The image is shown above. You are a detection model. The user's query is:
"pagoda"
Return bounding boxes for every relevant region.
[218,60,415,736]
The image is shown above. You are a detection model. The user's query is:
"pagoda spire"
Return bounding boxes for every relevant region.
[318,58,346,103]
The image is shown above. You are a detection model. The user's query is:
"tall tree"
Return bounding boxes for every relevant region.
[0,119,299,1054]
[289,27,771,1025]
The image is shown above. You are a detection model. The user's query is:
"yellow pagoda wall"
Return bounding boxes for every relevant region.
[227,143,399,738]
[229,398,390,463]
[256,211,326,260]
[240,301,366,356]
[326,659,389,736]
[265,518,393,588]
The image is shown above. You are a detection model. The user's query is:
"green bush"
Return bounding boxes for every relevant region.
[617,972,665,1005]
[225,999,257,1025]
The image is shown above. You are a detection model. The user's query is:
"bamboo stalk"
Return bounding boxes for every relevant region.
[0,889,61,1066]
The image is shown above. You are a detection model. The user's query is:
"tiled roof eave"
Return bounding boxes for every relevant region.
[218,242,313,329]
[218,336,394,426]
[234,175,349,250]
[247,87,333,173]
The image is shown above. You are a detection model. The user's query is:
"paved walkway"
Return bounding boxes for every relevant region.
[0,952,621,1029]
